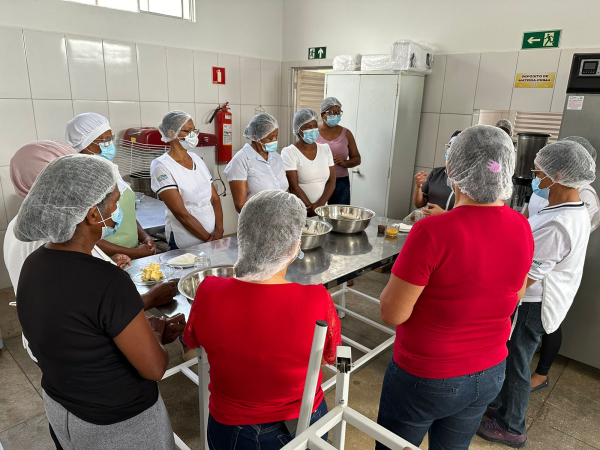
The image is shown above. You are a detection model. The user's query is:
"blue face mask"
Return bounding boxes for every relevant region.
[326,116,342,127]
[301,128,319,144]
[98,202,123,239]
[532,176,553,199]
[294,247,304,262]
[97,141,116,161]
[262,141,278,153]
[446,175,454,192]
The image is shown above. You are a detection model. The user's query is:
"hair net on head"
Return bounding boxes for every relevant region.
[292,108,319,135]
[495,119,514,136]
[447,125,516,203]
[14,154,118,244]
[10,141,76,198]
[65,113,111,151]
[234,190,306,281]
[562,136,597,163]
[158,110,192,143]
[320,97,342,114]
[243,113,278,142]
[535,141,596,188]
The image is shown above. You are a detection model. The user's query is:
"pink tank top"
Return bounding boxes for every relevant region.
[316,128,349,178]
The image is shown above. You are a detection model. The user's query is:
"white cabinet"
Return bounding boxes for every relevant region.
[325,72,424,219]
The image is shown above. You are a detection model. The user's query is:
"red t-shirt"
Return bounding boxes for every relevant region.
[183,277,341,426]
[392,205,534,379]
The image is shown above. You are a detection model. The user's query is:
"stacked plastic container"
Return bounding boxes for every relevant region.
[332,40,433,74]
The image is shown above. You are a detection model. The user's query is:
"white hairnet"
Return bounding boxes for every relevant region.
[535,141,596,188]
[234,190,306,281]
[447,125,515,203]
[158,110,192,143]
[243,113,278,142]
[65,113,111,151]
[292,108,319,135]
[321,97,342,113]
[14,154,118,243]
[562,136,597,163]
[495,119,513,136]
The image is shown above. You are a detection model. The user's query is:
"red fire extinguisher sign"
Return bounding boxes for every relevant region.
[212,67,226,84]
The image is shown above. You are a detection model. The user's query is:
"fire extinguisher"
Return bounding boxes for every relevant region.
[209,102,233,163]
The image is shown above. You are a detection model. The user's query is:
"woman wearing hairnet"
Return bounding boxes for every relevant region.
[495,119,514,137]
[183,190,341,448]
[15,154,185,450]
[224,113,288,213]
[376,125,534,450]
[151,110,224,249]
[5,141,180,359]
[316,97,361,205]
[479,141,596,447]
[65,113,156,259]
[281,109,336,216]
[525,136,599,394]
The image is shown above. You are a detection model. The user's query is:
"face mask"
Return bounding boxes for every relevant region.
[301,128,319,144]
[446,175,454,193]
[261,141,278,153]
[326,116,342,127]
[180,132,199,151]
[532,176,554,200]
[96,141,116,161]
[98,202,123,239]
[294,247,305,262]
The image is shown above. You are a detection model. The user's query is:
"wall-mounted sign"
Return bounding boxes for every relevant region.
[212,67,225,84]
[567,95,585,110]
[514,73,556,88]
[522,30,561,49]
[308,47,327,60]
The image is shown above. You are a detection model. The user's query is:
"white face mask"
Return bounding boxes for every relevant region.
[179,131,198,151]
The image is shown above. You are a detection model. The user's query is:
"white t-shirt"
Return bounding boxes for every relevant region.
[528,185,600,232]
[281,143,334,204]
[523,201,591,333]
[150,152,215,249]
[4,216,115,362]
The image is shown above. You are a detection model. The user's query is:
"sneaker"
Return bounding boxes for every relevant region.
[180,343,196,362]
[477,419,527,448]
[486,405,499,420]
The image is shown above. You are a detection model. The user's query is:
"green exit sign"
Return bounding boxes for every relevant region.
[308,47,327,60]
[522,30,561,49]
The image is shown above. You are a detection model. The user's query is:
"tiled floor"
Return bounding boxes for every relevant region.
[1,273,599,449]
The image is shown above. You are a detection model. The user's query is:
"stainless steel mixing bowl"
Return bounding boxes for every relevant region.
[301,218,333,251]
[178,265,234,301]
[315,205,375,234]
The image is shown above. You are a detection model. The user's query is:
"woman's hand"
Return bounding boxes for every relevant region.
[422,203,446,216]
[141,236,157,255]
[146,279,180,308]
[111,253,131,269]
[147,314,186,345]
[207,227,224,242]
[414,171,428,189]
[333,154,345,166]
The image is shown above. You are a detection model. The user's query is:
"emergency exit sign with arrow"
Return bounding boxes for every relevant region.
[522,30,561,49]
[308,47,327,60]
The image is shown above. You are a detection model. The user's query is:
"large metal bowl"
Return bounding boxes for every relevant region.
[315,205,375,234]
[178,265,234,301]
[301,218,332,251]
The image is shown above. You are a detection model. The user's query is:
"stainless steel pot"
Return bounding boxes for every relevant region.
[315,205,375,234]
[178,264,234,301]
[301,218,332,251]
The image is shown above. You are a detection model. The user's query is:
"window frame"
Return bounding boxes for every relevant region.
[64,0,195,21]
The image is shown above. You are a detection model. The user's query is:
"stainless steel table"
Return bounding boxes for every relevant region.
[134,222,407,450]
[135,196,167,235]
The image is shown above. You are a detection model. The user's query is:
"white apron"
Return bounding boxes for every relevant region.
[156,153,215,248]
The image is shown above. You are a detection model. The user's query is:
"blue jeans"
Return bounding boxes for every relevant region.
[168,232,178,250]
[376,358,506,450]
[329,176,351,205]
[492,302,545,435]
[207,399,328,450]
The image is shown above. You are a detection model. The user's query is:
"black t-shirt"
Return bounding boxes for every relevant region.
[421,167,455,210]
[17,246,157,425]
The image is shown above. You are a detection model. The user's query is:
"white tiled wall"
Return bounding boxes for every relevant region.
[0,25,283,288]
